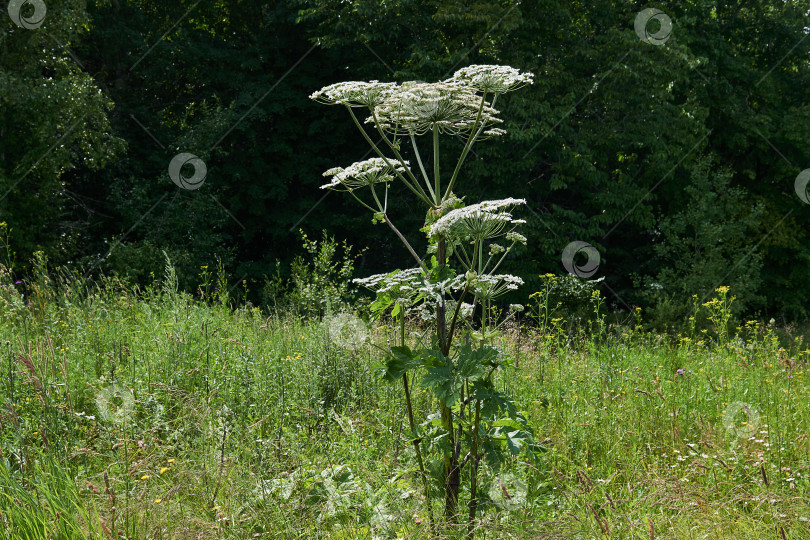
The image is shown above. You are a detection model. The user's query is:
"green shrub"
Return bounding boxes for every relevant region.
[284,230,364,318]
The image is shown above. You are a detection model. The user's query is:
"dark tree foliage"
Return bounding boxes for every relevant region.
[1,0,808,322]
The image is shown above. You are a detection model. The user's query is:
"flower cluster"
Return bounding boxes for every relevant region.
[466,273,524,301]
[354,268,468,307]
[310,65,535,145]
[321,157,409,191]
[353,268,426,303]
[449,65,534,95]
[371,81,503,137]
[429,198,526,241]
[415,298,476,323]
[309,80,398,108]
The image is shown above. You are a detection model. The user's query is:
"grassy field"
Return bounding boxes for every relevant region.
[0,269,808,539]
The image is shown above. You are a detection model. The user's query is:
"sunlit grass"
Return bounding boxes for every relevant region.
[0,273,808,538]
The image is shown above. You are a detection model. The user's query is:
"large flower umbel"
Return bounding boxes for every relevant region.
[429,198,527,242]
[449,65,534,95]
[321,157,409,191]
[309,80,398,108]
[354,268,467,307]
[371,81,503,137]
[353,268,426,303]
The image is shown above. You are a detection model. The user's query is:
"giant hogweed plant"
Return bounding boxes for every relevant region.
[311,65,542,534]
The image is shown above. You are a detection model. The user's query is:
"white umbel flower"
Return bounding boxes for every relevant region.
[505,231,527,245]
[449,65,534,94]
[467,273,524,300]
[429,198,526,240]
[353,268,425,298]
[371,81,503,136]
[321,157,409,191]
[310,80,398,108]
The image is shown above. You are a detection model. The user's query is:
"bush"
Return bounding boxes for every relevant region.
[264,230,365,318]
[639,156,764,330]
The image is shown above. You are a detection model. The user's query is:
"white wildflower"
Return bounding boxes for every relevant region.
[321,157,409,191]
[353,268,426,301]
[371,81,503,136]
[449,65,534,94]
[429,198,526,241]
[418,274,467,304]
[505,231,527,245]
[310,80,398,108]
[467,273,524,300]
[459,302,476,319]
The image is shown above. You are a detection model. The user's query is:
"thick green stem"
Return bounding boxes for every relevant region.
[384,215,428,273]
[445,287,469,357]
[345,107,431,205]
[442,400,460,522]
[433,125,440,205]
[401,306,434,534]
[467,399,482,539]
[444,94,497,200]
[410,134,436,201]
[404,373,435,534]
[437,238,447,352]
[435,236,460,521]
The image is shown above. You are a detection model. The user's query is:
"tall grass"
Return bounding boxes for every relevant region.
[0,454,103,539]
[0,262,808,538]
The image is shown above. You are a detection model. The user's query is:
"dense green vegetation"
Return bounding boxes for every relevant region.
[2,0,810,325]
[0,262,808,538]
[2,1,810,537]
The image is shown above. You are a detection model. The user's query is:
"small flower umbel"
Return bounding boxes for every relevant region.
[321,157,412,220]
[353,268,427,308]
[321,158,408,192]
[465,273,524,302]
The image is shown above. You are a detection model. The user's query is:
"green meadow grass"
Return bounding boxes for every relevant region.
[0,273,808,539]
